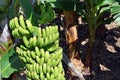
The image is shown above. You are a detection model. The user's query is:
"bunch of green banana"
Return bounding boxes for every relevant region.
[38,1,55,24]
[16,45,65,80]
[10,15,65,80]
[9,15,32,38]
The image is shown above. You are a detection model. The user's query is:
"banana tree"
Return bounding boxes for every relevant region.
[77,0,120,74]
[49,0,120,75]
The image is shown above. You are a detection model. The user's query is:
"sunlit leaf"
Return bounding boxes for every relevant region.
[0,47,24,78]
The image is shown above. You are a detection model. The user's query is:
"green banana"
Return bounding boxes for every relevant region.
[58,48,63,60]
[51,26,55,34]
[52,32,59,41]
[18,26,30,36]
[14,17,20,28]
[49,26,52,35]
[22,57,27,63]
[49,10,55,22]
[39,2,46,15]
[38,12,50,24]
[20,50,24,57]
[47,40,59,52]
[35,46,40,57]
[50,74,54,80]
[11,30,16,37]
[46,65,51,73]
[38,2,51,24]
[48,34,53,44]
[30,51,36,59]
[9,19,15,30]
[39,65,43,74]
[38,37,44,47]
[29,37,33,48]
[58,62,63,72]
[26,20,34,33]
[46,72,50,80]
[55,48,63,60]
[50,53,56,60]
[16,47,21,55]
[46,59,52,66]
[38,27,42,37]
[43,63,47,74]
[40,72,44,80]
[19,15,26,29]
[42,28,46,38]
[45,1,55,22]
[40,48,45,57]
[29,58,34,64]
[58,73,63,80]
[33,63,36,71]
[22,36,30,48]
[31,72,35,79]
[44,51,49,62]
[52,60,58,67]
[19,44,28,51]
[23,51,27,58]
[40,57,44,65]
[33,72,39,79]
[36,56,40,63]
[54,25,58,33]
[45,26,50,37]
[26,64,29,70]
[26,57,30,63]
[47,33,59,44]
[26,50,31,58]
[54,66,59,77]
[26,71,31,79]
[29,65,33,72]
[50,66,54,73]
[36,63,39,74]
[44,37,48,46]
[14,28,21,38]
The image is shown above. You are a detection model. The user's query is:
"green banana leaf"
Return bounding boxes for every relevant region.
[48,0,82,11]
[19,0,36,25]
[0,47,24,78]
[7,0,20,19]
[108,1,120,26]
[111,5,120,25]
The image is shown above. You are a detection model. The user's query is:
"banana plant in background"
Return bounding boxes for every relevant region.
[49,0,120,75]
[78,0,120,73]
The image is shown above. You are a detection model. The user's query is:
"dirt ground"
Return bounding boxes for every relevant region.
[60,21,120,80]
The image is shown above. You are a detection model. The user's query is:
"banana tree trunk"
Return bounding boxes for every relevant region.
[63,11,78,59]
[63,11,84,75]
[84,25,95,74]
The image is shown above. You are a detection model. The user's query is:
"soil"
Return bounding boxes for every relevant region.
[60,21,120,80]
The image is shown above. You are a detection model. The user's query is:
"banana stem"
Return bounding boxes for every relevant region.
[85,25,95,72]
